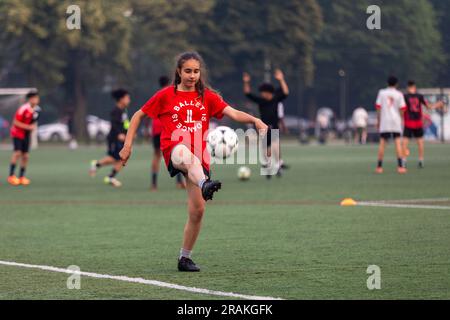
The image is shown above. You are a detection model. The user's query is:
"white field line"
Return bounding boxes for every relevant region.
[357,202,450,210]
[0,260,283,300]
[371,198,450,204]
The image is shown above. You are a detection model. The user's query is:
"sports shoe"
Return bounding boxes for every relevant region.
[418,161,424,169]
[280,162,290,170]
[397,167,407,174]
[19,177,31,185]
[375,167,383,174]
[276,167,282,177]
[104,176,122,187]
[201,179,221,201]
[7,175,20,186]
[89,160,98,177]
[178,257,200,272]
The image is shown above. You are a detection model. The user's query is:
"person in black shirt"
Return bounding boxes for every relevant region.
[402,80,444,168]
[243,69,289,177]
[89,89,130,187]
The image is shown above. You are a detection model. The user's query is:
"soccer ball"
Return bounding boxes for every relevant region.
[237,166,251,181]
[207,126,238,159]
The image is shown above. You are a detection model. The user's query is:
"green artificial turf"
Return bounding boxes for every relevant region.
[0,142,449,299]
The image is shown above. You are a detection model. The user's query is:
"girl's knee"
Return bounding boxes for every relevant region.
[172,144,200,168]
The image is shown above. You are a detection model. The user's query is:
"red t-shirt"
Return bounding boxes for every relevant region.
[141,85,229,171]
[10,103,34,139]
[151,118,163,136]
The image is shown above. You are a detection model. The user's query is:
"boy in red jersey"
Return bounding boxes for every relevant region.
[119,52,268,272]
[403,81,444,168]
[8,91,40,186]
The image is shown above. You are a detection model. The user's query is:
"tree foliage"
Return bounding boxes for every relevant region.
[0,0,447,129]
[315,0,445,113]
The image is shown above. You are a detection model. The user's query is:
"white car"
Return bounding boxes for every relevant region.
[38,115,111,142]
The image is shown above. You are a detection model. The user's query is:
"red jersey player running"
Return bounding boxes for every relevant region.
[8,91,40,186]
[119,52,268,272]
[402,80,444,168]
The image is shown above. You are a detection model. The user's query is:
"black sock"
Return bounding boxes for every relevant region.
[9,163,16,176]
[176,173,182,183]
[152,172,157,187]
[397,158,403,168]
[109,169,118,178]
[377,160,383,168]
[19,167,26,178]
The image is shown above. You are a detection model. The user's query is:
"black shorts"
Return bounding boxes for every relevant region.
[167,160,210,179]
[380,132,401,140]
[152,134,161,151]
[265,125,279,148]
[403,127,424,138]
[107,139,124,161]
[13,136,30,153]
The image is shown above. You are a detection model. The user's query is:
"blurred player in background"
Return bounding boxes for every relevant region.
[375,76,407,174]
[119,52,268,272]
[277,101,290,172]
[243,69,289,178]
[7,90,40,186]
[150,76,186,190]
[90,89,130,187]
[402,80,445,168]
[352,106,368,144]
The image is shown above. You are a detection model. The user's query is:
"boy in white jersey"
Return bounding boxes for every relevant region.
[375,76,407,174]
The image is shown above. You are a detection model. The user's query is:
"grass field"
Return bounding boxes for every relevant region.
[0,141,449,299]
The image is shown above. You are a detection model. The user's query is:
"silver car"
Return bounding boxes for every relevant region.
[38,115,111,142]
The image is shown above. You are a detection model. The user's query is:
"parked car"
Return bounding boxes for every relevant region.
[38,115,110,142]
[86,115,111,142]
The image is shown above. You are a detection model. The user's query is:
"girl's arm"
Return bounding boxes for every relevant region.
[119,109,147,166]
[222,106,268,132]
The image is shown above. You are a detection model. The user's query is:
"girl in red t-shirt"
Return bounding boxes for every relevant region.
[119,52,267,272]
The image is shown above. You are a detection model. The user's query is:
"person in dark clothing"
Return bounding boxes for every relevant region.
[243,69,289,177]
[402,80,444,168]
[89,89,130,187]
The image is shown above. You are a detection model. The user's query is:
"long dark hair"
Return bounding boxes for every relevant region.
[173,51,210,101]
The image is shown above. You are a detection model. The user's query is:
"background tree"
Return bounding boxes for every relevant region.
[0,0,132,141]
[314,0,445,117]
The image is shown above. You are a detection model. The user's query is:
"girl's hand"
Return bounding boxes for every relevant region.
[119,145,132,166]
[242,72,251,83]
[255,119,268,135]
